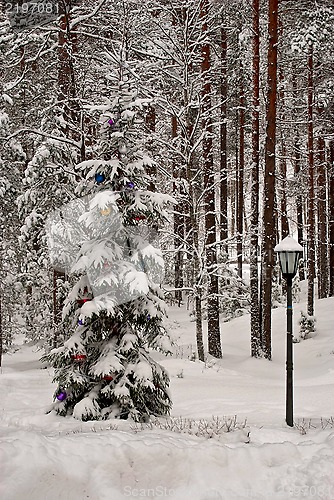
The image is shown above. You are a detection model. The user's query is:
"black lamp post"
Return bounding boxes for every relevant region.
[274,236,303,427]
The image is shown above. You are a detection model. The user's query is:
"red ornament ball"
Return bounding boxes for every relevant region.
[71,354,87,362]
[77,298,92,305]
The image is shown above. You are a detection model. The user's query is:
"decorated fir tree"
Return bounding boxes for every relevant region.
[44,66,174,422]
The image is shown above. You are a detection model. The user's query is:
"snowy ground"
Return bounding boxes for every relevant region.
[1,292,334,499]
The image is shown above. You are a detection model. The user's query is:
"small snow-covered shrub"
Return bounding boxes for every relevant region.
[295,417,334,434]
[296,311,316,341]
[172,343,196,361]
[271,264,284,308]
[292,275,301,302]
[131,415,250,443]
[218,267,249,321]
[272,271,300,309]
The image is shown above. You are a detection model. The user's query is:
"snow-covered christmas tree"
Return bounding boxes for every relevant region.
[43,61,174,422]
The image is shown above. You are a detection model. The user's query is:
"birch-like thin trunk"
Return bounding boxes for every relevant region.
[317,136,328,299]
[174,6,204,360]
[292,72,305,280]
[294,137,305,281]
[237,60,245,280]
[172,115,184,307]
[220,23,228,255]
[278,69,289,239]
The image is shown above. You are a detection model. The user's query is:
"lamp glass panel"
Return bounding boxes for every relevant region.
[278,251,301,277]
[278,252,287,275]
[288,252,297,275]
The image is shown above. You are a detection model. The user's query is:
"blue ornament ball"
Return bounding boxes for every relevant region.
[95,172,105,184]
[127,181,135,189]
[78,319,84,326]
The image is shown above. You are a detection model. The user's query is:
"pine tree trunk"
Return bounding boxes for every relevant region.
[237,60,244,280]
[53,0,77,331]
[145,106,157,192]
[220,23,228,255]
[58,1,77,126]
[230,176,236,237]
[0,288,2,369]
[53,270,64,330]
[201,0,222,358]
[250,0,261,357]
[307,46,315,317]
[261,0,279,360]
[330,141,334,297]
[235,108,239,251]
[317,136,328,298]
[25,283,33,335]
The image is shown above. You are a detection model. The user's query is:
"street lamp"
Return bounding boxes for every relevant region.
[274,235,303,427]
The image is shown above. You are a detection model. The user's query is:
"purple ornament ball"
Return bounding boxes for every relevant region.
[127,181,135,189]
[108,118,115,126]
[56,391,67,401]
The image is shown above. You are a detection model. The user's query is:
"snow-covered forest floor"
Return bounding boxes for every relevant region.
[1,291,334,500]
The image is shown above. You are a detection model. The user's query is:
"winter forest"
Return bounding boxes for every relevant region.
[1,0,334,498]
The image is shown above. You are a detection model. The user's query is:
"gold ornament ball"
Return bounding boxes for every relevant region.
[100,207,112,216]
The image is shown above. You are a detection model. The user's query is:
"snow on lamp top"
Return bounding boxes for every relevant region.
[274,236,303,253]
[274,236,303,278]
